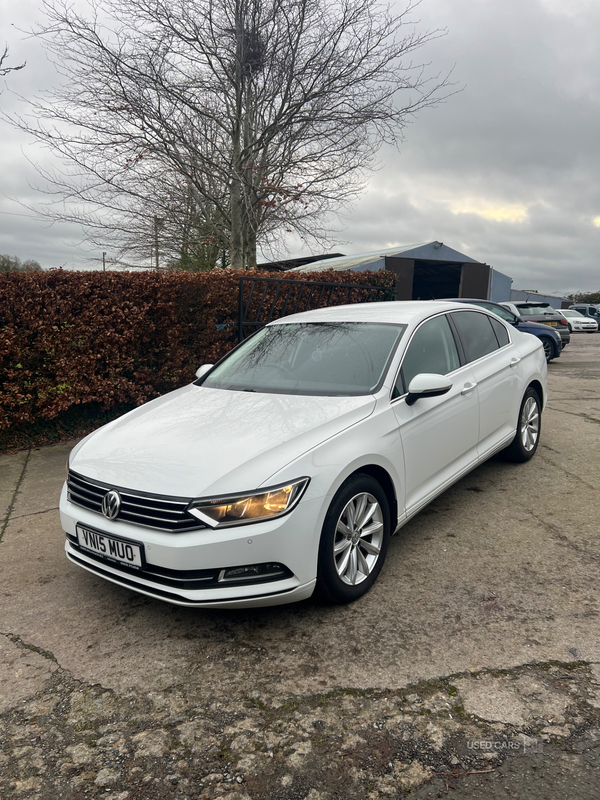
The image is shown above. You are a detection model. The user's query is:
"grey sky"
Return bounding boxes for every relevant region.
[1,0,599,294]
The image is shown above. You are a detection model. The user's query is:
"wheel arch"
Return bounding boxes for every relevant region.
[527,379,545,408]
[342,464,398,533]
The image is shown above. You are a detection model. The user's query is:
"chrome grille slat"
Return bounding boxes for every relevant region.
[70,484,103,501]
[119,506,188,525]
[68,488,102,506]
[69,486,102,503]
[67,470,204,532]
[120,494,188,509]
[120,499,184,516]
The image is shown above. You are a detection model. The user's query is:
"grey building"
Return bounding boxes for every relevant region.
[287,242,513,302]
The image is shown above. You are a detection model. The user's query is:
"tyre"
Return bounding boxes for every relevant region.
[541,337,554,362]
[316,474,391,604]
[503,387,541,463]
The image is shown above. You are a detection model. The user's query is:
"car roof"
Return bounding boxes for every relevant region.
[443,297,504,307]
[270,300,477,327]
[513,301,551,307]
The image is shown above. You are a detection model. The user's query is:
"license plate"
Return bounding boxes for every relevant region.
[76,524,143,569]
[542,321,558,326]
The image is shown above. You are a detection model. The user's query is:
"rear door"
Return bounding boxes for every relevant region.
[448,310,522,458]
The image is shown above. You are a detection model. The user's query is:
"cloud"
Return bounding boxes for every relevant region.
[2,0,600,293]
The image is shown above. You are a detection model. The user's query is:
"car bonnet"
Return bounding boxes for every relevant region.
[69,383,376,498]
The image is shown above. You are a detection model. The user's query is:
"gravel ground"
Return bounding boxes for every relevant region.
[2,634,600,799]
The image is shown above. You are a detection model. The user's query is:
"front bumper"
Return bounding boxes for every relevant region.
[60,483,322,608]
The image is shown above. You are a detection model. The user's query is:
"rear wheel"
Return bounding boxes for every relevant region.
[317,474,390,604]
[503,387,541,462]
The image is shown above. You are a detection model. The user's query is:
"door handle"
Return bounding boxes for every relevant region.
[510,357,521,368]
[461,382,477,395]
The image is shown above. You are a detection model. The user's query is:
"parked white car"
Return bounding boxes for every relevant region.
[61,301,547,608]
[562,308,598,333]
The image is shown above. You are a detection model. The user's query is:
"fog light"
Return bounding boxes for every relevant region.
[218,563,291,584]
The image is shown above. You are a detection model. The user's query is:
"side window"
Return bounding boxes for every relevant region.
[486,304,516,323]
[450,311,500,363]
[489,316,510,347]
[395,314,460,395]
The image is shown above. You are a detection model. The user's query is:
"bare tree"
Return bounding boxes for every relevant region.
[0,45,26,78]
[8,0,449,269]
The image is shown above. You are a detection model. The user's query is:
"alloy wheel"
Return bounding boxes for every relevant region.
[520,396,540,451]
[542,338,553,361]
[333,492,384,585]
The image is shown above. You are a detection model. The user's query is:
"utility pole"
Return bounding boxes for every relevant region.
[102,251,106,272]
[153,216,162,271]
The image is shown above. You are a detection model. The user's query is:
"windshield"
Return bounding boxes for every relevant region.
[199,322,406,396]
[563,309,584,317]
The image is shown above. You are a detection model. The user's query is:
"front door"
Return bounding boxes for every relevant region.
[391,313,480,516]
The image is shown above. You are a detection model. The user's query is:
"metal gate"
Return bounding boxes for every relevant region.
[238,275,391,342]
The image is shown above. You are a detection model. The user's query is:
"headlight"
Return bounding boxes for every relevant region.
[187,478,310,528]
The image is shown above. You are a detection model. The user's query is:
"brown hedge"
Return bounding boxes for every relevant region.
[0,268,395,431]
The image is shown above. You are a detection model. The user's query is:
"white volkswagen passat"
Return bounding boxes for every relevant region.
[61,301,547,608]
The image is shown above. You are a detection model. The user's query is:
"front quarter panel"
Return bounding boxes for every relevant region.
[262,398,407,529]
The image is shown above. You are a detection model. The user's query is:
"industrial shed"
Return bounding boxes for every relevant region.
[282,242,512,302]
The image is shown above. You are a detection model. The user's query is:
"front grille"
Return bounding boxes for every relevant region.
[67,470,203,532]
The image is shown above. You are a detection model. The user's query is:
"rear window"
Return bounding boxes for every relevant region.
[450,311,500,363]
[489,317,510,346]
[517,304,555,315]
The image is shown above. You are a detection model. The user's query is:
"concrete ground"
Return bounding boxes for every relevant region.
[1,334,599,799]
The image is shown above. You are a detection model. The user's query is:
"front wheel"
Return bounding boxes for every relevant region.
[503,387,541,462]
[316,474,390,604]
[541,337,554,362]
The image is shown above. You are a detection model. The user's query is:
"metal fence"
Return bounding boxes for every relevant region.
[237,275,391,342]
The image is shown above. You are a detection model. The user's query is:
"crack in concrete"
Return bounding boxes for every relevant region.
[1,631,59,664]
[547,405,600,425]
[536,449,599,492]
[9,506,60,521]
[0,448,31,543]
[523,506,600,565]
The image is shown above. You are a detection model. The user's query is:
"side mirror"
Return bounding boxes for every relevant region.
[195,364,214,380]
[406,373,453,406]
